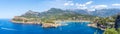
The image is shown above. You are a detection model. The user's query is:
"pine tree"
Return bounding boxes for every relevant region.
[115,14,120,29]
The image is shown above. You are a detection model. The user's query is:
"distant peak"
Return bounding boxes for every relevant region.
[24,10,40,15]
[47,8,63,12]
[27,10,34,12]
[50,8,61,10]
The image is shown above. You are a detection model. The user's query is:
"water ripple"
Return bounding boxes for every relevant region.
[0,27,17,31]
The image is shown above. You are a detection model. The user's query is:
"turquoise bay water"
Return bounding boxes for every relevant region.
[0,19,104,34]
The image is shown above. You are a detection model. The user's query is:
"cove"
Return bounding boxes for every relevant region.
[0,19,104,34]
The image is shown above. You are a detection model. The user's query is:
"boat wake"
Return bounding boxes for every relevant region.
[0,27,17,31]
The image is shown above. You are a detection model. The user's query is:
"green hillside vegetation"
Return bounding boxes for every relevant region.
[14,8,96,23]
[92,15,116,29]
[94,15,120,34]
[103,28,118,34]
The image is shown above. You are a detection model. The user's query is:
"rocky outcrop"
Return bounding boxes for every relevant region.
[42,23,61,28]
[12,16,41,24]
[12,16,62,28]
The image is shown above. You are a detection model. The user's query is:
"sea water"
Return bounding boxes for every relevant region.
[0,19,103,34]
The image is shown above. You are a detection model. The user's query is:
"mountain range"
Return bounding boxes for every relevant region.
[20,8,95,20]
[20,8,120,19]
[71,8,120,17]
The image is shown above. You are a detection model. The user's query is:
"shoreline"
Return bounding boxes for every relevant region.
[11,20,91,28]
[11,20,90,24]
[11,20,42,24]
[54,20,90,23]
[88,23,106,30]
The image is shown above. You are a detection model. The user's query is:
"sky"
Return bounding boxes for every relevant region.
[0,0,120,18]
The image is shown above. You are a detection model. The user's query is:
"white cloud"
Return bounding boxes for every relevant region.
[85,1,93,5]
[91,5,108,9]
[112,4,120,6]
[75,1,93,7]
[70,3,74,6]
[63,1,93,9]
[75,1,93,9]
[76,3,87,9]
[64,3,69,6]
[64,1,74,6]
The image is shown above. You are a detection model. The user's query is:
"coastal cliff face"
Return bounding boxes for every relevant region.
[12,16,41,24]
[12,16,62,28]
